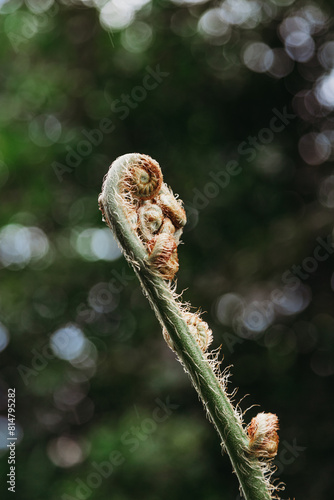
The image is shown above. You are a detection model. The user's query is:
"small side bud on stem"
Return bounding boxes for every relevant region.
[247,412,279,459]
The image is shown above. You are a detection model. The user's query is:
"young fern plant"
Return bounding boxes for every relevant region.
[99,153,282,500]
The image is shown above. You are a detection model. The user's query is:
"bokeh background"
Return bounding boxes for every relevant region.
[1,0,334,499]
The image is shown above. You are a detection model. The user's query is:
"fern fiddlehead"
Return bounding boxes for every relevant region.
[99,153,282,500]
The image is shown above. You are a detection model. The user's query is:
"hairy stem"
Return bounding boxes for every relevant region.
[99,153,279,500]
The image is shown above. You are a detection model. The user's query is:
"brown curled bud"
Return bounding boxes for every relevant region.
[137,202,164,241]
[158,184,187,229]
[247,412,279,459]
[147,233,179,280]
[128,155,163,200]
[159,217,176,236]
[163,312,212,353]
[184,312,213,352]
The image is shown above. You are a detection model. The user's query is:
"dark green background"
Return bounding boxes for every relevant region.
[0,0,333,499]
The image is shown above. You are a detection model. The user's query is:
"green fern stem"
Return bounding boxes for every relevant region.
[99,153,278,500]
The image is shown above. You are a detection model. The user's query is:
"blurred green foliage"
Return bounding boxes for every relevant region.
[0,0,334,499]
